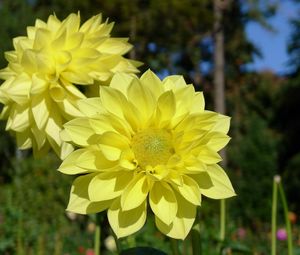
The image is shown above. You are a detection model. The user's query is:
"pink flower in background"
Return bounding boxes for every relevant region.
[237,227,247,240]
[276,228,287,241]
[86,249,95,255]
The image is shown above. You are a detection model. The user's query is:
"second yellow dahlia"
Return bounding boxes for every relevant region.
[59,70,235,239]
[0,13,140,158]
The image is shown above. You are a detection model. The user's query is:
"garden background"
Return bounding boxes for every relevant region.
[0,0,300,254]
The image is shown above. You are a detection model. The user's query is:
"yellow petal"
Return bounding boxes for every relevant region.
[79,14,102,33]
[98,131,129,150]
[33,28,52,49]
[62,13,80,34]
[110,72,135,96]
[100,86,127,119]
[31,94,50,129]
[155,90,176,128]
[76,148,116,171]
[31,125,47,150]
[49,83,66,102]
[67,173,112,214]
[171,86,195,126]
[63,118,94,146]
[58,149,91,175]
[35,50,55,74]
[20,49,37,74]
[212,115,231,134]
[140,69,164,100]
[149,182,177,225]
[121,174,149,211]
[30,74,48,95]
[60,78,86,99]
[190,92,205,113]
[98,144,122,161]
[8,104,30,132]
[163,75,187,90]
[46,15,61,30]
[61,70,93,85]
[65,32,84,50]
[5,74,31,104]
[197,146,222,164]
[202,132,231,151]
[173,175,201,206]
[89,114,132,138]
[119,149,137,170]
[60,141,74,160]
[16,130,32,149]
[45,113,62,146]
[45,15,61,31]
[108,198,147,238]
[51,28,67,49]
[77,98,106,117]
[155,194,196,240]
[196,164,236,199]
[88,171,133,202]
[98,38,132,55]
[57,98,84,118]
[127,78,155,122]
[183,155,207,174]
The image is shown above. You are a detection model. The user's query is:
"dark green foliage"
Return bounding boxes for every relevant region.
[276,0,300,214]
[283,153,300,212]
[0,154,95,254]
[0,0,37,67]
[229,113,277,221]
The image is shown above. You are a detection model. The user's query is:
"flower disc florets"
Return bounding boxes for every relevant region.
[132,129,173,168]
[59,70,235,239]
[0,13,140,158]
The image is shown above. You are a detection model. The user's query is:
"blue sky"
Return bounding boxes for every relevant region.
[246,1,299,74]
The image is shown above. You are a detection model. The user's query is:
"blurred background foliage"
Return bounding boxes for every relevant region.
[0,0,300,254]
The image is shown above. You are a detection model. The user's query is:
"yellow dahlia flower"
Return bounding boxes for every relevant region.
[59,70,235,239]
[0,13,139,158]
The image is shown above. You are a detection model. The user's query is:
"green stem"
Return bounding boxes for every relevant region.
[170,239,180,255]
[94,214,101,255]
[191,223,202,255]
[127,235,136,248]
[271,176,279,255]
[220,199,226,241]
[112,230,122,254]
[278,182,293,255]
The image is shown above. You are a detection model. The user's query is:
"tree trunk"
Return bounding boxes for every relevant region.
[129,15,137,60]
[213,0,227,165]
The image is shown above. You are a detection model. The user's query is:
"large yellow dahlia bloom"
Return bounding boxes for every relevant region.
[0,13,139,158]
[59,70,235,239]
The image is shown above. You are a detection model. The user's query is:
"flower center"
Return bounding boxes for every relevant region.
[131,129,174,168]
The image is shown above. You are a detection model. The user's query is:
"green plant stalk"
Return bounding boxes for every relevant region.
[220,199,226,241]
[170,239,180,255]
[278,182,293,255]
[271,177,278,255]
[94,215,101,255]
[112,230,122,254]
[17,209,24,255]
[127,235,136,248]
[191,222,202,255]
[54,233,62,255]
[94,224,101,255]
